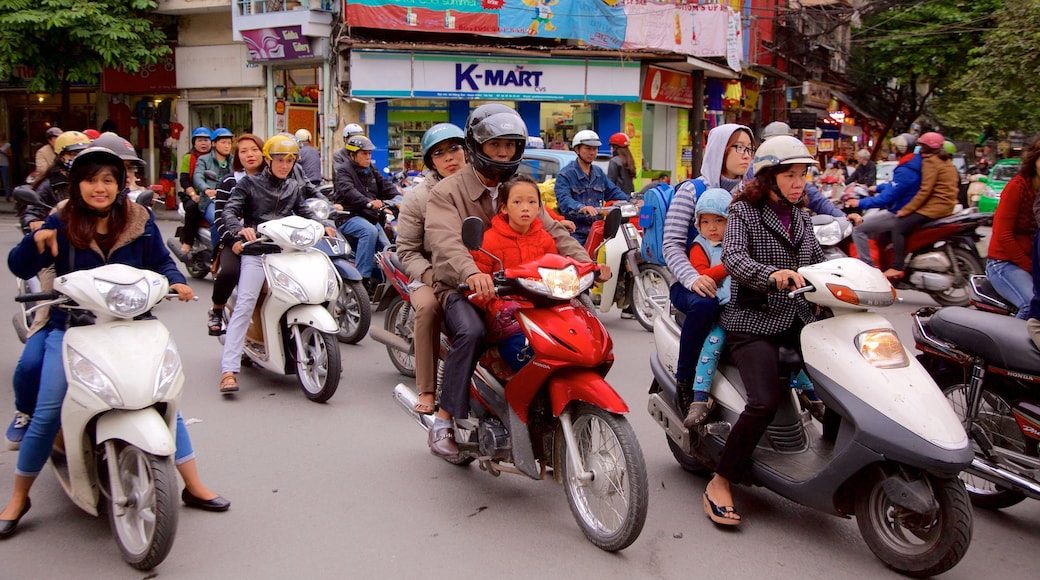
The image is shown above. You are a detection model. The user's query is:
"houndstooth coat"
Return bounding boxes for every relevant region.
[719,200,825,335]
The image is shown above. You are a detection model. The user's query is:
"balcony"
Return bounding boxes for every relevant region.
[155,0,230,15]
[231,0,335,42]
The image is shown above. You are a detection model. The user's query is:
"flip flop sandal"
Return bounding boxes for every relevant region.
[703,492,741,526]
[207,309,224,336]
[219,373,239,395]
[683,398,715,431]
[414,393,435,415]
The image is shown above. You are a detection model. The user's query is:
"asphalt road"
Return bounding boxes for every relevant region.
[0,215,1035,579]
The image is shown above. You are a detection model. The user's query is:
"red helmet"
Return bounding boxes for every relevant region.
[609,132,630,147]
[918,131,945,150]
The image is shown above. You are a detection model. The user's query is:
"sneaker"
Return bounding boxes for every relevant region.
[6,412,31,450]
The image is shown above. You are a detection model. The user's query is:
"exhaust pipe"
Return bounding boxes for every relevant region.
[392,383,434,431]
[370,327,412,355]
[968,457,1040,500]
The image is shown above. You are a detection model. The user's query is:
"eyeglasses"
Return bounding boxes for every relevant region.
[430,143,463,159]
[730,144,756,157]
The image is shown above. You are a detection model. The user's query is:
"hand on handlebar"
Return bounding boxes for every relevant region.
[465,272,495,299]
[170,283,195,302]
[240,227,257,242]
[769,269,805,291]
[579,205,599,217]
[596,264,611,282]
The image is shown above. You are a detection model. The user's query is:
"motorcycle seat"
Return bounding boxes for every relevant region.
[929,307,1040,376]
[389,251,406,273]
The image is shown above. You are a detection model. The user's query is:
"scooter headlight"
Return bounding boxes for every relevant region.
[66,345,123,406]
[855,329,909,368]
[325,263,340,302]
[269,265,309,302]
[517,266,587,299]
[287,224,318,247]
[94,277,151,318]
[813,220,844,247]
[305,198,331,221]
[153,339,181,402]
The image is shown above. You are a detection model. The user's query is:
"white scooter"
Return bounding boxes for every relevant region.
[591,204,673,331]
[18,264,185,569]
[219,215,342,402]
[647,258,975,577]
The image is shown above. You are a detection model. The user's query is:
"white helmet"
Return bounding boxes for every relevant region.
[752,135,817,176]
[294,128,312,143]
[571,129,601,149]
[762,121,793,141]
[342,123,364,139]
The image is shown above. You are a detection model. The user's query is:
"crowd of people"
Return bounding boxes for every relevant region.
[4,107,1039,541]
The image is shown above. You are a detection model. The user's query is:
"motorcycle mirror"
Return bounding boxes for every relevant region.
[603,207,623,240]
[12,185,46,208]
[461,216,485,251]
[135,190,154,208]
[810,214,834,226]
[203,170,218,182]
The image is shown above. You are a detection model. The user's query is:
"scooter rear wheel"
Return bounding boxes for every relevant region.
[930,248,983,307]
[334,279,371,344]
[561,403,648,552]
[630,263,672,332]
[295,327,342,403]
[105,444,178,571]
[384,297,416,377]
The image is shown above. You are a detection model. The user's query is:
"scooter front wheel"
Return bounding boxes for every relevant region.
[630,263,673,332]
[855,471,972,577]
[561,403,648,552]
[295,326,342,403]
[105,444,178,570]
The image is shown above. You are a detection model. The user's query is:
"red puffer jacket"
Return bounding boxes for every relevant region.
[470,213,558,275]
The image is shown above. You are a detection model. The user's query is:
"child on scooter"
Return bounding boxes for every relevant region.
[682,189,823,429]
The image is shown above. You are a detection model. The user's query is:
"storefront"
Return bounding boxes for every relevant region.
[348,50,640,173]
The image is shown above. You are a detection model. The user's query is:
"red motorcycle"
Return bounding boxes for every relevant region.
[392,217,648,552]
[369,246,417,377]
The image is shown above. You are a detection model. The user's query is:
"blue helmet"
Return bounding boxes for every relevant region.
[191,127,211,142]
[210,127,233,141]
[695,188,732,220]
[421,123,465,170]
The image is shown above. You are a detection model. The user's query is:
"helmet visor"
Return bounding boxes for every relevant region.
[470,112,527,144]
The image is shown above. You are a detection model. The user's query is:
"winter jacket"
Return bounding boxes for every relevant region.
[332,155,400,223]
[19,164,70,233]
[720,199,824,335]
[396,171,438,284]
[989,174,1036,272]
[898,154,959,219]
[426,165,589,299]
[297,143,322,185]
[554,160,629,242]
[222,167,333,249]
[193,152,232,211]
[471,213,558,275]
[848,161,877,187]
[858,154,922,212]
[689,236,731,305]
[607,156,635,194]
[8,201,185,330]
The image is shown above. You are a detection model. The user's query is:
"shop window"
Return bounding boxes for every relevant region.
[387,100,449,172]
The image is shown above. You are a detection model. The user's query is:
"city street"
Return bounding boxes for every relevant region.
[0,215,1035,579]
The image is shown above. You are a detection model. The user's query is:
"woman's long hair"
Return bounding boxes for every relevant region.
[63,159,128,250]
[1017,137,1040,183]
[613,144,635,174]
[733,165,807,209]
[232,133,267,172]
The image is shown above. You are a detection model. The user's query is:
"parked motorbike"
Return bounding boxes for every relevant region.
[590,204,672,331]
[17,264,185,569]
[392,216,649,552]
[218,215,342,402]
[648,258,974,577]
[913,306,1040,510]
[369,246,417,377]
[305,198,372,344]
[968,274,1017,316]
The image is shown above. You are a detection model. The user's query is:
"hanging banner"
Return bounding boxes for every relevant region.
[641,65,693,108]
[241,26,314,62]
[622,3,733,59]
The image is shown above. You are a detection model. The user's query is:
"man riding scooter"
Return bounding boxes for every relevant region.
[554,130,630,246]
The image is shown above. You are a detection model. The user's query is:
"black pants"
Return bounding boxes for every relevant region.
[716,326,802,485]
[211,245,241,306]
[180,198,202,246]
[440,293,487,420]
[891,212,931,270]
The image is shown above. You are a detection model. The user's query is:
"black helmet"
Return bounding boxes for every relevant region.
[92,132,145,165]
[464,104,527,183]
[345,135,376,154]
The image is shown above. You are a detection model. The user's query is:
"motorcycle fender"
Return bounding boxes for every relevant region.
[287,304,339,334]
[96,409,176,458]
[548,369,629,417]
[332,259,363,282]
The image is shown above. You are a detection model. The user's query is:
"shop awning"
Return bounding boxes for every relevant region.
[830,89,878,122]
[652,57,739,80]
[750,64,798,84]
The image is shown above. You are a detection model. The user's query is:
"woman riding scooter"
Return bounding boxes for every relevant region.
[396,123,467,414]
[703,136,824,526]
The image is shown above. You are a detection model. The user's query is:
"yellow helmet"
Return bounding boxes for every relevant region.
[55,131,92,156]
[262,135,299,162]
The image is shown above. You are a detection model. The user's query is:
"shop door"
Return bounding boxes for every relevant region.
[190,103,252,135]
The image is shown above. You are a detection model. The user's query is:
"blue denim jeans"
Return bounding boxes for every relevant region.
[16,326,194,476]
[669,282,720,385]
[204,203,219,253]
[338,216,388,278]
[986,258,1032,319]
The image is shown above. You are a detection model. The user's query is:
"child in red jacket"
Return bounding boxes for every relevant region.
[470,175,560,372]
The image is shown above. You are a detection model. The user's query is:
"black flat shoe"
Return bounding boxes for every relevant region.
[181,488,230,512]
[0,498,31,539]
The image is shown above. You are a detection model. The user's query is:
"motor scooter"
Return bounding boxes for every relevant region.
[305,198,372,344]
[369,246,417,377]
[647,258,974,577]
[913,306,1040,510]
[165,169,219,280]
[218,215,343,402]
[589,203,673,331]
[17,264,186,570]
[392,216,649,552]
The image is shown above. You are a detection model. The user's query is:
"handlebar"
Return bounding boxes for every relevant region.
[787,285,815,299]
[15,290,60,303]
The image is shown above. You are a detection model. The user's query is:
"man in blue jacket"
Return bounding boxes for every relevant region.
[846,133,922,267]
[554,130,629,245]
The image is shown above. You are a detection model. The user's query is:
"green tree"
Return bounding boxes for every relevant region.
[847,0,1000,150]
[0,0,170,125]
[932,0,1040,136]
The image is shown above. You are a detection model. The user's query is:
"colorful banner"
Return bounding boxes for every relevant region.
[241,26,313,62]
[623,102,643,178]
[641,65,693,108]
[344,1,739,64]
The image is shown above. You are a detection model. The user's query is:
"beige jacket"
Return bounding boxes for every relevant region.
[899,154,959,219]
[396,171,438,286]
[426,165,590,298]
